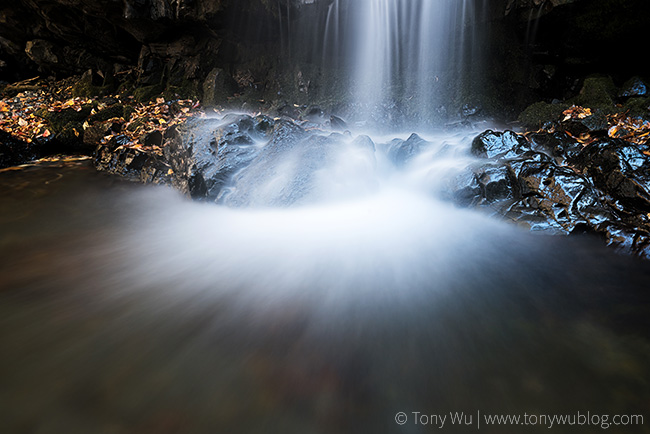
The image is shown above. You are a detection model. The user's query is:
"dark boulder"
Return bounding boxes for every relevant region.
[0,131,48,168]
[218,120,323,206]
[471,130,530,160]
[509,161,610,233]
[574,139,650,213]
[528,131,583,164]
[619,77,648,99]
[561,109,609,137]
[467,127,650,257]
[95,114,272,200]
[476,164,518,203]
[351,135,375,153]
[444,167,482,207]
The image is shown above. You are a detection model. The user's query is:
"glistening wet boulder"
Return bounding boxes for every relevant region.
[95,114,269,200]
[471,130,530,159]
[475,164,517,203]
[508,162,611,234]
[574,139,650,213]
[465,127,650,258]
[528,131,583,165]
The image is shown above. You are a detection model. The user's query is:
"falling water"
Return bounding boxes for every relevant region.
[291,0,486,126]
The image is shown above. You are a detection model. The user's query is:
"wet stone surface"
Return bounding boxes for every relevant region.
[451,129,650,258]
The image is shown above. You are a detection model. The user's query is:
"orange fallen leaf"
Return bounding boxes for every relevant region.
[562,105,592,122]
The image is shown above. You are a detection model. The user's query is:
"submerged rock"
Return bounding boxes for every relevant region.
[221,122,352,207]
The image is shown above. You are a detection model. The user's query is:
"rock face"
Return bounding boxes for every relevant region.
[0,0,292,104]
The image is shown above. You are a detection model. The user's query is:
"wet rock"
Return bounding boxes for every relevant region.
[599,222,650,259]
[468,127,650,257]
[514,162,608,232]
[476,164,517,203]
[528,131,583,164]
[330,115,348,131]
[471,130,530,160]
[387,133,429,167]
[574,139,650,212]
[0,130,45,168]
[444,167,482,207]
[561,109,609,136]
[277,104,301,120]
[95,115,274,200]
[303,107,326,123]
[211,114,256,147]
[351,135,375,153]
[518,101,571,130]
[182,116,267,200]
[619,77,648,98]
[218,120,313,206]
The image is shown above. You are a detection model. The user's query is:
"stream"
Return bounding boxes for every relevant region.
[1,128,649,433]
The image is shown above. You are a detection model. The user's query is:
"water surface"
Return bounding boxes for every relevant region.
[0,151,649,433]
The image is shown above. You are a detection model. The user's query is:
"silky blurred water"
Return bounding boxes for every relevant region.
[0,135,649,433]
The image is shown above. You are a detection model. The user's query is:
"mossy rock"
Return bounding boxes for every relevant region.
[87,104,127,123]
[622,97,650,119]
[518,101,571,129]
[133,85,164,103]
[116,80,136,98]
[71,80,112,98]
[56,121,86,150]
[125,117,149,133]
[36,104,94,132]
[163,81,199,101]
[570,76,617,112]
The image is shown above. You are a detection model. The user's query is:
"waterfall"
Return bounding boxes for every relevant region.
[290,0,486,127]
